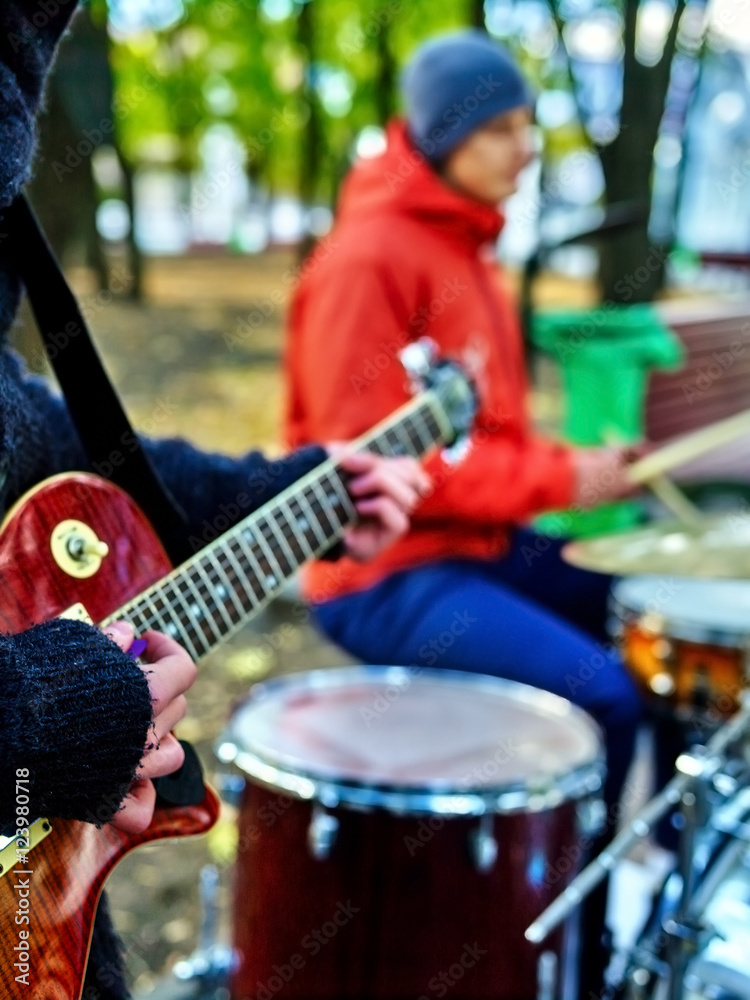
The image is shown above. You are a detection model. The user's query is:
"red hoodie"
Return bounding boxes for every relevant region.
[285,121,576,602]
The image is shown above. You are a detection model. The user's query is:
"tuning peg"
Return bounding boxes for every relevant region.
[399,338,438,383]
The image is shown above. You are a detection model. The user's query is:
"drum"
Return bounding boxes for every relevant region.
[610,577,750,720]
[216,666,604,1000]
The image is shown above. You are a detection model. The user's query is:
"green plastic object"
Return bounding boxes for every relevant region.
[532,304,685,538]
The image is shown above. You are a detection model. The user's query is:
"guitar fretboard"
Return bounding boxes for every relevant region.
[103,391,451,661]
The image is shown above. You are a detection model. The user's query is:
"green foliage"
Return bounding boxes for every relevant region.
[106,0,483,195]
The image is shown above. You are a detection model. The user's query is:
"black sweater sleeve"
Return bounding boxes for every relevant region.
[0,618,153,833]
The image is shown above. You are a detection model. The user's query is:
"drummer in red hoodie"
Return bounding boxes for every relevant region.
[286,29,643,986]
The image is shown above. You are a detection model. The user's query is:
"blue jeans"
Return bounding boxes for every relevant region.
[312,530,643,820]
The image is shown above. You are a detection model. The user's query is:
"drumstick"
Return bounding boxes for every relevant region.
[627,409,750,485]
[643,474,704,528]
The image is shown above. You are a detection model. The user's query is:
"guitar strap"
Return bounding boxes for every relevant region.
[2,193,205,808]
[1,193,192,567]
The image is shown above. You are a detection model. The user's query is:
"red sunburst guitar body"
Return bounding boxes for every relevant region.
[0,474,220,1000]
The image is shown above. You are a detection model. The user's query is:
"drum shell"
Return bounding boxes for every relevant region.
[230,781,583,1000]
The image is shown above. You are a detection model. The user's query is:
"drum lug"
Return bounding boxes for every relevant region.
[214,772,245,810]
[577,796,606,838]
[469,814,498,873]
[307,804,339,861]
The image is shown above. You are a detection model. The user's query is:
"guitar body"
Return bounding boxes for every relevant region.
[0,473,220,1000]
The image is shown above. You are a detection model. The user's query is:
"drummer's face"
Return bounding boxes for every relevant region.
[441,107,535,207]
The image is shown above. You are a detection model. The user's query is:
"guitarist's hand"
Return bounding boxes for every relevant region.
[104,621,197,834]
[331,451,431,562]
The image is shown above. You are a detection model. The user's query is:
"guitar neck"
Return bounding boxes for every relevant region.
[103,390,451,662]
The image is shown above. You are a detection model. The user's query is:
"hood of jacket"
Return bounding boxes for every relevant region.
[335,119,505,252]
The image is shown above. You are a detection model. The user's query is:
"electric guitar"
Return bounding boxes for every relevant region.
[0,348,476,999]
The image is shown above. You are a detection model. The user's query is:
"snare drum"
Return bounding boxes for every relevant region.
[217,667,604,1000]
[611,578,750,720]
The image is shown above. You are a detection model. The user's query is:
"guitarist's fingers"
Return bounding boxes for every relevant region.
[103,620,136,652]
[138,630,198,717]
[148,694,188,744]
[352,496,410,536]
[345,459,428,512]
[339,454,431,503]
[109,778,156,835]
[138,732,186,780]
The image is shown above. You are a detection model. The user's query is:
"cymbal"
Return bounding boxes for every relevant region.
[562,513,750,578]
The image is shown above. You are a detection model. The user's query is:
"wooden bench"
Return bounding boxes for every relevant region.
[646,301,750,482]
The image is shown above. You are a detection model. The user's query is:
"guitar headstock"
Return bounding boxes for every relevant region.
[401,338,478,446]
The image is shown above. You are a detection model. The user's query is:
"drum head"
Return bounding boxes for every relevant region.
[612,576,750,645]
[217,667,603,814]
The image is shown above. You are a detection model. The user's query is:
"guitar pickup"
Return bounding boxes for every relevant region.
[0,817,52,879]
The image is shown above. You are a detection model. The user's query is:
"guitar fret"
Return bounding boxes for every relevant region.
[282,497,315,560]
[296,489,330,548]
[164,578,211,656]
[425,396,452,444]
[409,406,435,452]
[309,477,345,536]
[207,549,247,622]
[384,427,403,455]
[232,529,275,596]
[264,506,302,572]
[323,471,357,522]
[221,538,264,608]
[394,420,419,456]
[152,586,202,659]
[194,557,236,633]
[182,568,223,645]
[247,519,288,585]
[127,608,150,633]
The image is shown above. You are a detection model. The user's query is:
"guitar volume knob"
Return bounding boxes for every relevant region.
[51,520,110,579]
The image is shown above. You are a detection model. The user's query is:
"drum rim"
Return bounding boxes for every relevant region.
[610,576,750,647]
[215,666,605,816]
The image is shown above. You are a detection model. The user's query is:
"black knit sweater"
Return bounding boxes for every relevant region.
[0,3,326,996]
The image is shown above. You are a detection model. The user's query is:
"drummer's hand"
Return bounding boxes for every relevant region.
[573,445,645,508]
[327,448,431,562]
[104,621,197,834]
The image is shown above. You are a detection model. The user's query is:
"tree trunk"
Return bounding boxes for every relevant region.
[597,0,687,302]
[297,0,325,260]
[27,6,112,290]
[470,0,486,30]
[374,11,397,126]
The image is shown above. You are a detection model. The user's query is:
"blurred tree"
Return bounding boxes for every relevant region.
[470,0,487,30]
[545,0,702,303]
[29,3,111,290]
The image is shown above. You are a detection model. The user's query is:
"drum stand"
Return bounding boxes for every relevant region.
[525,695,750,999]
